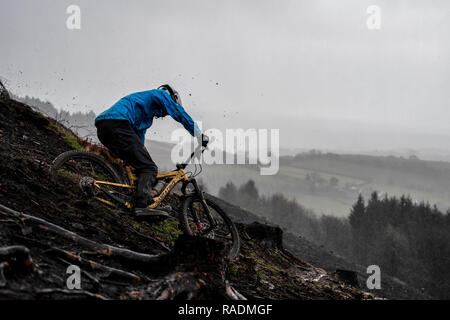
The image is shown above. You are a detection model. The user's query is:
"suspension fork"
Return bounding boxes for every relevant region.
[183,179,217,233]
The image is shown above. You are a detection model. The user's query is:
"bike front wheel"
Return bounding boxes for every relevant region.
[180,196,240,260]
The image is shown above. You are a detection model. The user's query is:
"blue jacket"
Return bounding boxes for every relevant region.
[95,89,201,144]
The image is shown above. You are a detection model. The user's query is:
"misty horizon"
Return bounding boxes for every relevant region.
[1,0,449,152]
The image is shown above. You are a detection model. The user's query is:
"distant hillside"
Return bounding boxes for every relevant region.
[12,94,97,140]
[217,178,450,299]
[145,143,450,217]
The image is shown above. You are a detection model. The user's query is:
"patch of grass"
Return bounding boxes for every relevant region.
[257,259,283,274]
[96,173,107,180]
[49,122,62,133]
[153,219,182,247]
[257,271,266,280]
[251,252,283,274]
[64,135,83,150]
[49,122,83,150]
[57,170,78,182]
[230,264,240,276]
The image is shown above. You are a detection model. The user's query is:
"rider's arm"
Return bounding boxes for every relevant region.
[162,93,201,137]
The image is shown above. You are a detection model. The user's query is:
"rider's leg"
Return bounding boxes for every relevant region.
[135,171,156,208]
[96,120,158,186]
[96,120,169,219]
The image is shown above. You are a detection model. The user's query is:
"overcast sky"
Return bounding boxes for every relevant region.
[1,0,449,151]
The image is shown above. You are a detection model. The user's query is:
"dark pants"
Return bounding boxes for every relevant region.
[96,119,158,208]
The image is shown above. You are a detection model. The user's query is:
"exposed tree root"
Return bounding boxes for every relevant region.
[36,288,108,300]
[0,203,164,266]
[0,262,9,288]
[47,247,142,283]
[225,282,247,300]
[0,289,27,299]
[150,272,210,300]
[147,272,246,300]
[0,202,246,300]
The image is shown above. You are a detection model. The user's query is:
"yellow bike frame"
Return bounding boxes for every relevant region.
[93,165,189,210]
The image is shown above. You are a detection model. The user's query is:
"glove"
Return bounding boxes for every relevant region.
[201,134,209,147]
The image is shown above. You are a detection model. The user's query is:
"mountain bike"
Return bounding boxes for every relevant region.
[50,144,240,260]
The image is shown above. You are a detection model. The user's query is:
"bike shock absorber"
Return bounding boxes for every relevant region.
[197,222,203,231]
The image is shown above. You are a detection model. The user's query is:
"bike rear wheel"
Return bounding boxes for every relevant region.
[180,196,240,260]
[50,150,129,205]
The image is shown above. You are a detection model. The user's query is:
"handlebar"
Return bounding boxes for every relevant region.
[177,144,207,170]
[176,134,212,170]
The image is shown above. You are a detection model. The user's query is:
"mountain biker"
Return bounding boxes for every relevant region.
[95,84,209,219]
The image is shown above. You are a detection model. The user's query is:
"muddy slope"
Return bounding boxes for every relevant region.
[0,97,374,300]
[209,194,429,299]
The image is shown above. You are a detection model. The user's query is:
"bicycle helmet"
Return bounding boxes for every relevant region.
[158,84,183,106]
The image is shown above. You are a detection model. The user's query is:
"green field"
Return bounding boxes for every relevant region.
[147,141,450,217]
